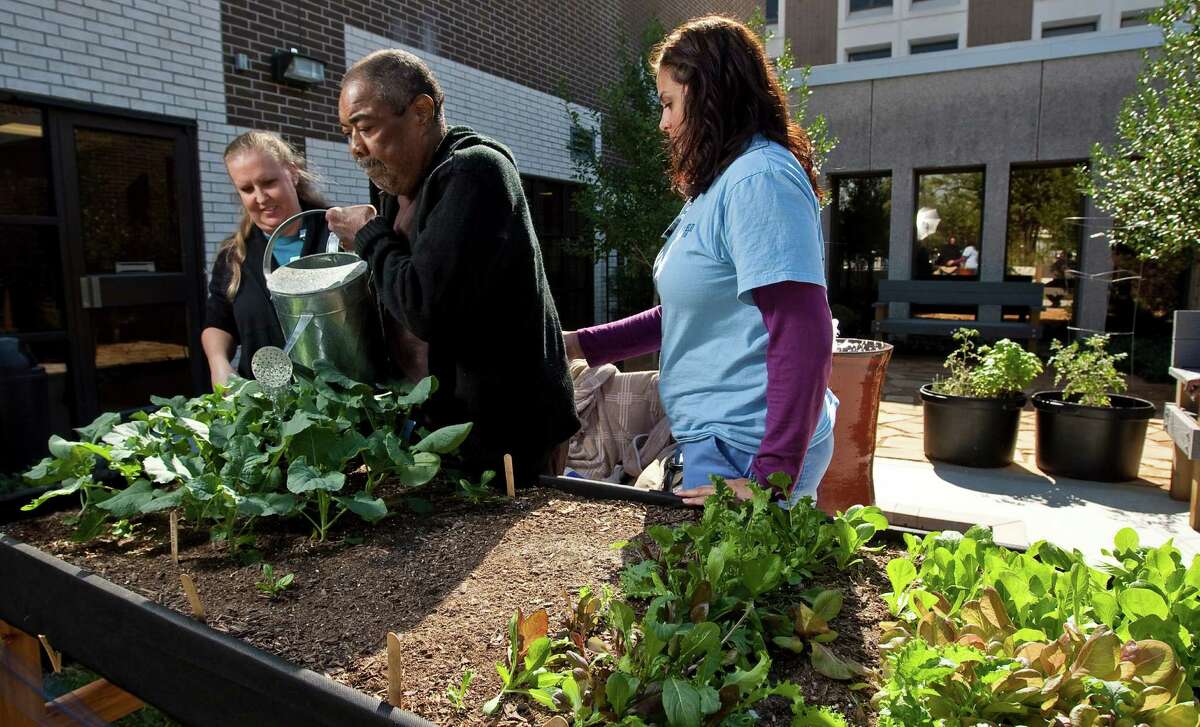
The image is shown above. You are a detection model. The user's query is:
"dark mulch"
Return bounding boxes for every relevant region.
[3,488,897,726]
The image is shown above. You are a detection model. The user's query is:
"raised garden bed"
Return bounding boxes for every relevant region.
[1,483,896,725]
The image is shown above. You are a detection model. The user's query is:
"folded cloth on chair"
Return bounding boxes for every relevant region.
[566,359,674,482]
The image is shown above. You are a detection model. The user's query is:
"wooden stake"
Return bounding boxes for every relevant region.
[179,573,206,621]
[503,454,515,498]
[37,634,62,674]
[169,510,179,566]
[386,631,403,708]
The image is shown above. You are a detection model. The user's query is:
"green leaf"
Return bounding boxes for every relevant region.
[526,688,558,709]
[286,459,346,493]
[886,558,917,595]
[812,590,843,622]
[143,456,179,484]
[810,642,859,680]
[95,480,155,517]
[523,636,551,673]
[678,622,720,666]
[723,651,770,696]
[1119,587,1169,619]
[1114,527,1140,552]
[139,488,184,513]
[740,554,782,596]
[412,423,473,454]
[606,672,639,715]
[662,677,701,727]
[21,477,84,511]
[75,412,121,443]
[281,411,316,438]
[395,376,435,406]
[335,492,388,523]
[561,674,583,711]
[395,452,440,487]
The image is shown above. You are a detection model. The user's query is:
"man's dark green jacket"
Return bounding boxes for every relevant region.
[353,126,579,478]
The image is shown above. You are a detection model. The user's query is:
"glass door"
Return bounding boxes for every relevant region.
[54,112,205,419]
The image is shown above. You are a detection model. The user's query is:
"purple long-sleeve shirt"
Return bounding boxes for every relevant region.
[576,280,833,492]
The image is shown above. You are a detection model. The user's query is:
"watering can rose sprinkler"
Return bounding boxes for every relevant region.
[257,208,386,389]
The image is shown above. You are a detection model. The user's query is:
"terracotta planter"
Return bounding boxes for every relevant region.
[818,339,894,514]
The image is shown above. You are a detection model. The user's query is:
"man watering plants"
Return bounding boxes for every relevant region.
[325,49,579,485]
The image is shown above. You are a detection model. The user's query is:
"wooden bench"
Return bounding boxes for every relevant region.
[873,280,1044,349]
[1165,310,1200,530]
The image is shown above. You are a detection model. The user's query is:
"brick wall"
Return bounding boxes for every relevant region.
[221,0,762,146]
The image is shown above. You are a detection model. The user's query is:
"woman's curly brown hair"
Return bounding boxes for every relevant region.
[652,15,823,201]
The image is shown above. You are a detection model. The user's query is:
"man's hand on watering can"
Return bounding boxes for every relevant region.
[326,204,377,249]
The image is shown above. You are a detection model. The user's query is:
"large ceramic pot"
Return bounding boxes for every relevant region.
[920,385,1025,468]
[1032,391,1154,482]
[818,339,893,514]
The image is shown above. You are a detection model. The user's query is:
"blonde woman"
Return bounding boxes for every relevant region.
[201,131,330,388]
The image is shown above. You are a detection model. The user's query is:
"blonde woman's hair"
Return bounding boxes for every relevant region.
[219,131,326,301]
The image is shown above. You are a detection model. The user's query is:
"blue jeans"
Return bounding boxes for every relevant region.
[678,432,835,508]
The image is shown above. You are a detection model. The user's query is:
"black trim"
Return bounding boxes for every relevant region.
[538,475,688,508]
[0,535,434,727]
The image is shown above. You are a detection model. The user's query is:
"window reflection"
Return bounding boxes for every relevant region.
[913,170,984,281]
[1006,164,1086,332]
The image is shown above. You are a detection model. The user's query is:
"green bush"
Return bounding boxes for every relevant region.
[931,328,1043,398]
[1048,335,1127,407]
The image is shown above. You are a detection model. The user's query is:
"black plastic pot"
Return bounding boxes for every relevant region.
[1031,391,1155,482]
[920,384,1026,468]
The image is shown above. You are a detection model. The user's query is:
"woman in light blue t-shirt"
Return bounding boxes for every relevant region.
[564,16,838,507]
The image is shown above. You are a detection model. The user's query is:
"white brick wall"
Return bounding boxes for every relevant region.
[0,0,236,268]
[344,24,596,183]
[306,137,372,207]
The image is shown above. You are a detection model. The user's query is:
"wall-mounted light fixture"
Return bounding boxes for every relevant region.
[271,48,325,87]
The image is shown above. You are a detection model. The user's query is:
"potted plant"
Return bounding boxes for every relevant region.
[1032,335,1155,481]
[920,328,1043,468]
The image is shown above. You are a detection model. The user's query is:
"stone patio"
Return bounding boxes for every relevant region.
[876,355,1176,489]
[872,354,1194,561]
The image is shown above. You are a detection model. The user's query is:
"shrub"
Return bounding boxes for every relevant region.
[932,328,1043,398]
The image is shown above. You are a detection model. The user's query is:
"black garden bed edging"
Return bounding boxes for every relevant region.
[0,535,433,727]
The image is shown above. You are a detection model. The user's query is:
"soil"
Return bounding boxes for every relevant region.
[3,486,896,726]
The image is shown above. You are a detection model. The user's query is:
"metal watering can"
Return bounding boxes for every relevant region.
[263,209,384,385]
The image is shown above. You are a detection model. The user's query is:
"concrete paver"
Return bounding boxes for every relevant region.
[874,457,1200,562]
[869,355,1193,561]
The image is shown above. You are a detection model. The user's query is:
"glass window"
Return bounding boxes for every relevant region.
[766,0,779,24]
[910,37,959,54]
[913,170,984,281]
[850,0,892,12]
[523,176,595,329]
[0,224,65,335]
[1043,20,1098,38]
[848,45,892,62]
[1005,165,1086,333]
[75,128,181,274]
[1121,10,1153,27]
[830,175,892,336]
[0,103,51,216]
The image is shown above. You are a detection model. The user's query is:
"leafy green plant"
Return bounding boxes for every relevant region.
[883,526,1200,703]
[483,608,561,715]
[446,669,474,710]
[455,469,497,504]
[255,563,295,598]
[21,362,472,547]
[1048,335,1127,407]
[484,479,887,723]
[932,328,1043,398]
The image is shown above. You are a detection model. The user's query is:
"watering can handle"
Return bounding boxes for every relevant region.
[261,208,333,282]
